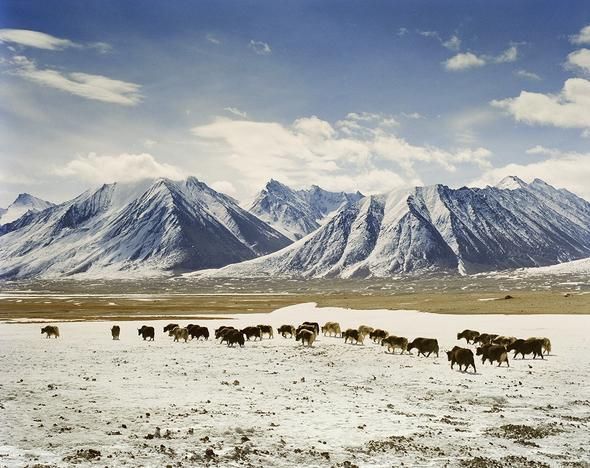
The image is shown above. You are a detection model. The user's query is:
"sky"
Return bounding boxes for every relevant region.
[1,0,590,207]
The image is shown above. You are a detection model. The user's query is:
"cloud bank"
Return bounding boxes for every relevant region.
[54,153,184,183]
[491,78,590,129]
[192,114,491,195]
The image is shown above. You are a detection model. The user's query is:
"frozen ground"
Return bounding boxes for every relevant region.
[0,303,589,467]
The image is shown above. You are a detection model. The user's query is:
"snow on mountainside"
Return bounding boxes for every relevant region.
[247,179,364,240]
[0,193,54,225]
[202,177,590,278]
[520,257,590,275]
[0,177,291,279]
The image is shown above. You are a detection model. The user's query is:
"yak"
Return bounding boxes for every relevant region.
[257,324,274,339]
[222,329,245,347]
[370,329,389,343]
[215,326,235,340]
[507,338,544,360]
[300,322,320,335]
[171,327,189,343]
[41,326,60,339]
[242,326,262,341]
[457,329,480,344]
[295,329,316,347]
[343,328,365,345]
[358,325,374,336]
[188,325,209,340]
[381,335,408,354]
[476,344,509,367]
[277,324,296,338]
[321,322,342,337]
[527,337,552,355]
[493,335,517,347]
[163,323,179,333]
[138,326,155,341]
[407,337,439,357]
[447,346,476,373]
[474,333,499,346]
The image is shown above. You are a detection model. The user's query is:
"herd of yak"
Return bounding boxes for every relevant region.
[40,322,552,374]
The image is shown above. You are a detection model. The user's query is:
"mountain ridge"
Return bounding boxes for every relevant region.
[247,179,364,240]
[200,178,590,279]
[0,177,291,279]
[0,193,54,225]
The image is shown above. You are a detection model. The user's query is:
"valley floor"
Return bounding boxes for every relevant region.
[0,274,589,322]
[0,304,589,467]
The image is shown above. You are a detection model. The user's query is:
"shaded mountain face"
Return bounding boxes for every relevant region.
[0,177,291,279]
[0,193,54,225]
[206,178,590,278]
[247,179,364,240]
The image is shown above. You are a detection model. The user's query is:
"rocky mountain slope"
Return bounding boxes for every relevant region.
[247,179,363,240]
[0,193,54,225]
[0,177,291,279]
[203,177,590,278]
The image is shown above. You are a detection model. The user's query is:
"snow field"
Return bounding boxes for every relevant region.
[0,303,589,467]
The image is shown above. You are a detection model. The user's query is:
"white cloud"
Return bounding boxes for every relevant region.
[336,112,399,135]
[491,78,590,129]
[515,69,541,80]
[417,30,440,39]
[0,29,110,54]
[210,180,237,196]
[471,146,590,200]
[417,30,461,51]
[442,35,461,51]
[9,56,142,105]
[206,34,221,45]
[494,46,518,63]
[0,29,76,50]
[224,107,248,118]
[400,112,423,120]
[397,27,409,37]
[566,48,590,73]
[191,115,491,195]
[54,153,184,183]
[249,40,271,55]
[444,52,486,71]
[570,25,590,45]
[444,46,519,71]
[89,42,112,54]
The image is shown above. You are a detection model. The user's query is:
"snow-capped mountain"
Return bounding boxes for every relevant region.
[247,179,364,240]
[203,177,590,278]
[0,177,291,279]
[0,193,54,225]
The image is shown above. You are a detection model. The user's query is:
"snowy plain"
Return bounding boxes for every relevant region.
[0,303,589,467]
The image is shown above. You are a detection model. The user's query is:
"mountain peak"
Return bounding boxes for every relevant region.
[249,181,363,241]
[265,179,291,191]
[530,178,553,189]
[496,175,528,190]
[12,193,49,206]
[0,193,54,225]
[0,176,290,279]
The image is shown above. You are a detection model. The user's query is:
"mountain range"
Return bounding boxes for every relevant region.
[246,179,363,240]
[203,176,590,278]
[0,177,290,279]
[1,176,590,279]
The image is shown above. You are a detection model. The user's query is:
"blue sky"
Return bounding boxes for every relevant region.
[1,0,590,206]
